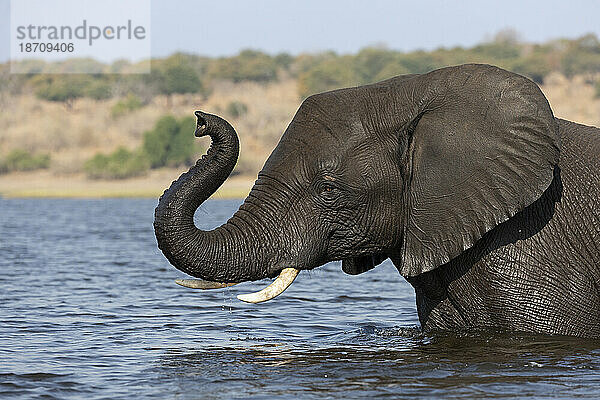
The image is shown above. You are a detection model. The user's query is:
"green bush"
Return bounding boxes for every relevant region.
[164,116,196,167]
[274,52,294,70]
[142,116,178,168]
[84,79,113,100]
[111,94,144,118]
[354,47,400,83]
[31,75,114,106]
[32,75,87,105]
[8,34,600,104]
[373,61,411,82]
[84,147,149,179]
[510,53,553,84]
[142,115,198,168]
[472,42,520,61]
[207,50,279,83]
[297,56,360,99]
[560,34,600,77]
[83,114,198,179]
[296,49,445,98]
[0,149,50,173]
[160,64,203,96]
[396,51,442,74]
[149,54,205,100]
[226,101,248,118]
[289,52,337,77]
[560,50,600,78]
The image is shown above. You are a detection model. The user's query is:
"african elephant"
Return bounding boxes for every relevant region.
[154,64,600,338]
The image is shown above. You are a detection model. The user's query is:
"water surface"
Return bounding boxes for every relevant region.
[1,198,599,398]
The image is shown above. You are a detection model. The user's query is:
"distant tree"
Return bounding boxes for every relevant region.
[373,61,411,82]
[110,94,144,118]
[560,34,600,77]
[511,52,553,84]
[9,59,47,74]
[207,49,279,83]
[574,33,600,52]
[84,79,113,100]
[165,116,196,166]
[297,56,360,99]
[397,51,442,74]
[289,51,338,77]
[0,149,50,174]
[53,58,107,74]
[143,115,179,168]
[31,75,87,109]
[226,101,248,119]
[354,47,399,83]
[472,41,521,62]
[83,114,198,179]
[30,74,114,106]
[274,52,294,70]
[162,64,202,96]
[150,54,204,107]
[110,59,132,74]
[84,147,149,179]
[429,46,477,67]
[142,115,198,168]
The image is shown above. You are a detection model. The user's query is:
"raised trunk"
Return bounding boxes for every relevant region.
[154,111,262,282]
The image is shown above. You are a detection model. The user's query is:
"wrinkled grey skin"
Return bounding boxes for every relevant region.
[155,64,600,338]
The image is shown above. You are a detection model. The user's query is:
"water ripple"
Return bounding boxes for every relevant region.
[2,198,600,399]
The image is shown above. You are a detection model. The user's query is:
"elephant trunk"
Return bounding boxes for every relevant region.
[154,111,264,283]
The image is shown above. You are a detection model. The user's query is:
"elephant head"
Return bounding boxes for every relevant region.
[154,64,559,302]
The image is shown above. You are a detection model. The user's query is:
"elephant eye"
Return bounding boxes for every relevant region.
[320,181,337,195]
[315,174,343,201]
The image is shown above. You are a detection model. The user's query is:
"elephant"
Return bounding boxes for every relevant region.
[154,64,600,338]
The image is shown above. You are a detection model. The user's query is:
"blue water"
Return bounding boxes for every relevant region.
[2,198,600,399]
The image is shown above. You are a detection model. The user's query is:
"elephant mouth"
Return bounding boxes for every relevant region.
[175,267,300,304]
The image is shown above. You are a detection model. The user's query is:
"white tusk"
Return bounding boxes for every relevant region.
[175,279,238,290]
[237,268,299,303]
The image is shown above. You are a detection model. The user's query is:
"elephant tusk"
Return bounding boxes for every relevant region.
[237,268,299,304]
[175,279,239,290]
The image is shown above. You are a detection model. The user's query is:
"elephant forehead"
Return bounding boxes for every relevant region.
[263,134,346,173]
[261,107,369,174]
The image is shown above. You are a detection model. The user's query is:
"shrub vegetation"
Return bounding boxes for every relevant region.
[142,115,197,168]
[84,147,149,180]
[225,101,248,118]
[7,33,599,103]
[0,149,50,174]
[84,115,200,179]
[111,94,144,118]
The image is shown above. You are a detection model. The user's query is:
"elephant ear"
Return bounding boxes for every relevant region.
[398,65,560,277]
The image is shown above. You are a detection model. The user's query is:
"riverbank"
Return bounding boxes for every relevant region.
[0,169,254,199]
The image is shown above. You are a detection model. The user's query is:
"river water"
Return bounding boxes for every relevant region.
[1,198,600,399]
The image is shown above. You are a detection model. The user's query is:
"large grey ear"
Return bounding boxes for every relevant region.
[398,64,560,277]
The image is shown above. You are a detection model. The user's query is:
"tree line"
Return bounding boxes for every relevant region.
[2,32,600,105]
[2,32,599,178]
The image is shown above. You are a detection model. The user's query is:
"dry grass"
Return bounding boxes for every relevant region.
[0,75,598,198]
[0,78,301,177]
[202,79,300,173]
[0,168,254,198]
[541,73,600,127]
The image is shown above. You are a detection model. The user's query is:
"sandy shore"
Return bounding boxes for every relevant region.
[0,169,254,199]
